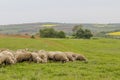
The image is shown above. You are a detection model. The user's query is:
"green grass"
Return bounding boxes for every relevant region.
[0,37,120,80]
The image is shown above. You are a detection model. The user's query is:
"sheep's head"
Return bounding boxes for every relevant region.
[76,54,88,63]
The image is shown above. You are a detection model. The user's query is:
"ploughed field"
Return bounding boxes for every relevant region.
[0,37,120,80]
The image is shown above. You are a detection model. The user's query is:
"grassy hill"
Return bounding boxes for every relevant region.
[0,23,120,35]
[0,37,120,80]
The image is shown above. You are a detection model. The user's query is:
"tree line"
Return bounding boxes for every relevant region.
[39,25,93,39]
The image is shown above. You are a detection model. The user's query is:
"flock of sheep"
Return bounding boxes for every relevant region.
[0,49,88,66]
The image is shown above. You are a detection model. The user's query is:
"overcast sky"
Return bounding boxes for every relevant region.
[0,0,120,24]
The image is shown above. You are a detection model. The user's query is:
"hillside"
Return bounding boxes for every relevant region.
[0,23,120,35]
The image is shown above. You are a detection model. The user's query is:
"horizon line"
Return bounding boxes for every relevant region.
[0,22,120,26]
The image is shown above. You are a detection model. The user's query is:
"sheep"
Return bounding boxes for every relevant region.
[75,54,88,62]
[14,49,32,63]
[0,51,15,65]
[37,50,48,63]
[64,52,88,62]
[53,51,69,63]
[0,53,8,65]
[47,51,57,60]
[0,48,8,52]
[70,52,88,62]
[64,52,75,61]
[64,52,77,60]
[0,50,16,64]
[31,52,43,63]
[47,51,69,62]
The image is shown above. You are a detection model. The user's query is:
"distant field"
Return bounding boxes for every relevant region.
[107,32,120,36]
[0,37,120,80]
[42,24,57,27]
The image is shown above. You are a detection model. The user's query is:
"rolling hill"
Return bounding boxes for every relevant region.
[0,22,120,35]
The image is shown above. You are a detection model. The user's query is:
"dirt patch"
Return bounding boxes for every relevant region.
[0,34,31,39]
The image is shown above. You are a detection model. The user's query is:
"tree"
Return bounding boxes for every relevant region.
[72,25,83,32]
[57,31,66,38]
[40,28,57,38]
[39,28,66,38]
[83,29,93,39]
[75,27,84,38]
[72,25,93,39]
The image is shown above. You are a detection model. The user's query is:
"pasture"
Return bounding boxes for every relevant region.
[0,37,120,80]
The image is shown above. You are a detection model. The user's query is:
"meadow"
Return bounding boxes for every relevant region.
[0,37,120,80]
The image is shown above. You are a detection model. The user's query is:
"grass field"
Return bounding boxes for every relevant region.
[0,37,120,80]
